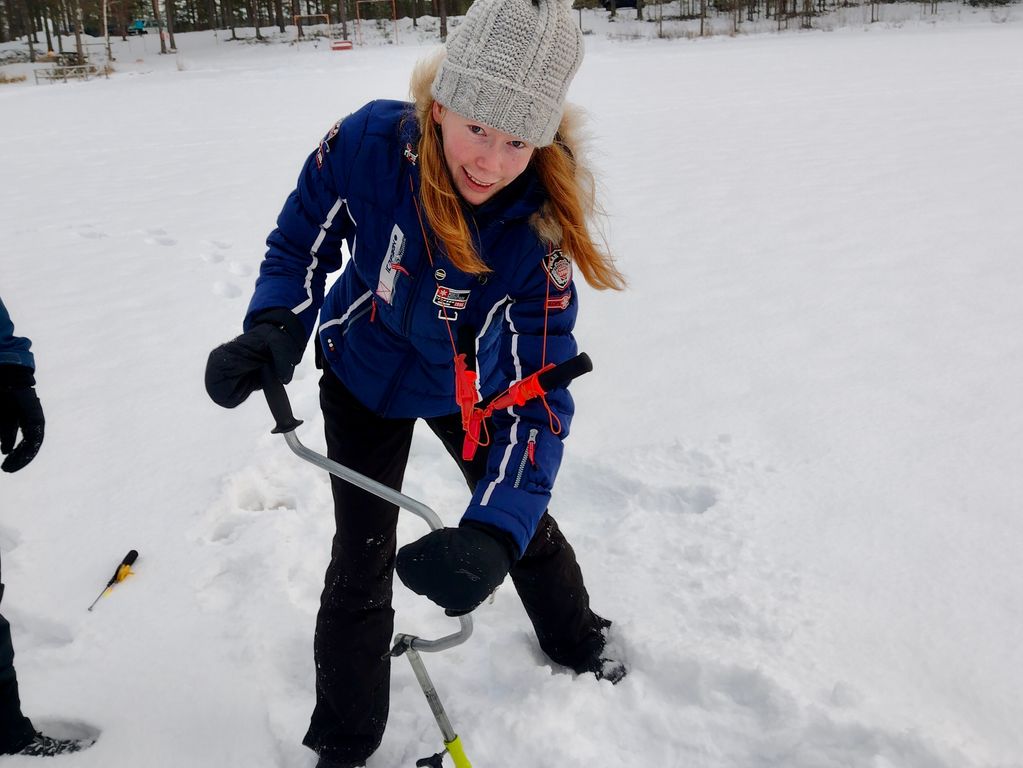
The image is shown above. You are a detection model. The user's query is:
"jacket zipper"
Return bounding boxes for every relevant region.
[400,254,425,336]
[513,428,539,489]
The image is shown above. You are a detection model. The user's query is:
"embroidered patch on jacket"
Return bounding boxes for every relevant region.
[432,286,471,311]
[375,224,407,305]
[546,290,572,312]
[316,119,343,170]
[404,143,419,165]
[323,119,342,147]
[543,250,572,291]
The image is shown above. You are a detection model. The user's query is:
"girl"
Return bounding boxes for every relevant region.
[206,0,625,764]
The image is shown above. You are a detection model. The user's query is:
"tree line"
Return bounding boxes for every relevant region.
[2,0,1014,52]
[0,0,468,45]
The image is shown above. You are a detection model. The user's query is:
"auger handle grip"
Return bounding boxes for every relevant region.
[260,367,304,434]
[537,352,593,392]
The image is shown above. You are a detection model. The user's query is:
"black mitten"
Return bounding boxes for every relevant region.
[396,521,517,615]
[0,364,45,473]
[205,308,305,408]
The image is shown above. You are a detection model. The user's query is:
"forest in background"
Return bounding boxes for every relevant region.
[3,0,1017,53]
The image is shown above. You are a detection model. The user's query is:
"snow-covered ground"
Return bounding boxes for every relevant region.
[2,8,1022,768]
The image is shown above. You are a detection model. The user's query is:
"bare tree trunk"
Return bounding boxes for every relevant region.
[225,0,237,37]
[636,0,643,21]
[337,0,346,38]
[437,0,445,40]
[102,0,111,58]
[117,0,128,38]
[248,0,261,37]
[31,1,43,43]
[20,0,36,60]
[273,0,283,30]
[42,2,53,48]
[150,0,168,52]
[71,0,83,61]
[55,0,65,51]
[165,0,177,48]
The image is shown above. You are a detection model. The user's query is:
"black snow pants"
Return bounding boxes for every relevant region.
[302,367,608,766]
[0,553,36,755]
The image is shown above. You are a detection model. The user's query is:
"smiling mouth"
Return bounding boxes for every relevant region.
[464,169,496,189]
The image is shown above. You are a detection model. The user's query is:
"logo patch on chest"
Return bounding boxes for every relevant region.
[375,224,407,305]
[546,290,572,312]
[432,285,471,311]
[543,250,572,291]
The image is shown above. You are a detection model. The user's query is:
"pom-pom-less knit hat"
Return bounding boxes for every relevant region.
[431,0,584,147]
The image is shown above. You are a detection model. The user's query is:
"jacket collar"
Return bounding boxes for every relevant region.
[465,165,546,228]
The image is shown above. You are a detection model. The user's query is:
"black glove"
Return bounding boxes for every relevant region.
[205,308,305,408]
[396,521,518,615]
[0,364,45,473]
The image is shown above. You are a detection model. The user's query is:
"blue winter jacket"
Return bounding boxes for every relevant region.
[0,296,35,370]
[244,100,580,556]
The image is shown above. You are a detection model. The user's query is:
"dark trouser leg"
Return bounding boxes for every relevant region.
[302,371,416,766]
[425,414,609,672]
[0,561,36,755]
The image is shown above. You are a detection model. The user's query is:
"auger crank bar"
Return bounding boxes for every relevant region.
[260,368,473,653]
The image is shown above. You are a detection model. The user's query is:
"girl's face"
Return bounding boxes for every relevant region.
[432,102,536,206]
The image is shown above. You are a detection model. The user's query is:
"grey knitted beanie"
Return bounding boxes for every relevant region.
[431,0,584,147]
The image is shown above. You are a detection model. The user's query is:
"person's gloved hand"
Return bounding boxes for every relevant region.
[396,521,518,615]
[205,308,305,408]
[0,364,45,473]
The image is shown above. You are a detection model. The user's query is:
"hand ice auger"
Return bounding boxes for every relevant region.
[260,351,593,767]
[260,370,474,768]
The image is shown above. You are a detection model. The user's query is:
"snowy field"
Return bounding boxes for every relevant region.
[2,7,1022,768]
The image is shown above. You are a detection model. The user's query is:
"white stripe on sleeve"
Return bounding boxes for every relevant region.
[293,197,347,315]
[480,301,521,506]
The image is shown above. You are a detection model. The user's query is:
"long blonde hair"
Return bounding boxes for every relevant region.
[409,52,626,291]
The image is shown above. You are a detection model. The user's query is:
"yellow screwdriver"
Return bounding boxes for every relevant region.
[87,550,138,611]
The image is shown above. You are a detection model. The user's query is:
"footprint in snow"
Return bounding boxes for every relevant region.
[75,227,107,240]
[213,281,242,299]
[1,607,74,650]
[199,239,235,265]
[0,523,21,550]
[144,228,177,246]
[637,655,959,768]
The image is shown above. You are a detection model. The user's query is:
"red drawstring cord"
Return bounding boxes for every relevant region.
[538,244,562,436]
[407,176,562,453]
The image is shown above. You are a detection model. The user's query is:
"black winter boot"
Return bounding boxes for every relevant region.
[315,755,365,768]
[578,654,628,684]
[573,615,627,684]
[13,731,92,756]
